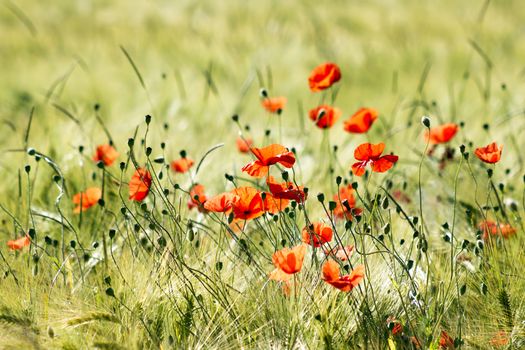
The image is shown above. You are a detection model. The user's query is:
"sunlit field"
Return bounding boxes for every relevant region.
[1,0,525,349]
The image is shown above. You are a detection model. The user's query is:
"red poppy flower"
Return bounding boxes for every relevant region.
[188,184,207,211]
[308,62,341,92]
[324,245,354,261]
[230,186,264,220]
[171,157,195,173]
[302,222,333,247]
[236,137,253,153]
[392,190,412,204]
[333,184,361,220]
[351,143,398,176]
[266,176,307,202]
[322,260,364,292]
[93,144,119,166]
[386,316,403,336]
[271,244,307,275]
[241,144,296,178]
[262,96,287,113]
[309,105,341,129]
[262,192,290,214]
[425,123,459,144]
[73,187,102,213]
[204,192,240,213]
[439,330,455,349]
[129,168,152,201]
[343,108,378,134]
[7,235,30,251]
[479,220,516,240]
[475,142,502,164]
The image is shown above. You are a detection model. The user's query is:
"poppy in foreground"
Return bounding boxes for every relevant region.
[267,176,307,202]
[475,142,502,164]
[439,330,455,349]
[351,143,398,176]
[7,235,30,251]
[309,105,341,129]
[425,123,459,144]
[343,108,378,134]
[171,157,195,173]
[479,220,516,240]
[230,186,264,220]
[204,192,240,213]
[93,144,119,166]
[262,96,287,113]
[242,144,296,178]
[322,260,364,292]
[302,222,333,247]
[73,187,102,213]
[308,62,341,92]
[188,184,207,211]
[270,244,307,281]
[129,168,152,201]
[236,137,253,153]
[333,184,361,220]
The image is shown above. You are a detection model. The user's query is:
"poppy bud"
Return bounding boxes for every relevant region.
[333,145,338,153]
[154,157,164,164]
[94,103,100,111]
[336,176,342,185]
[400,239,405,245]
[265,129,271,136]
[70,240,76,248]
[481,282,488,295]
[24,165,30,173]
[459,144,466,154]
[97,161,104,169]
[317,193,324,202]
[328,201,337,211]
[231,114,239,122]
[109,229,116,239]
[53,175,61,183]
[163,123,169,130]
[487,169,493,178]
[482,123,489,131]
[119,162,125,170]
[146,147,152,156]
[261,192,267,200]
[461,239,469,249]
[180,150,187,158]
[351,182,358,190]
[48,326,55,339]
[281,171,289,181]
[105,287,115,297]
[27,148,36,156]
[421,116,431,128]
[345,221,352,230]
[92,241,99,249]
[160,142,165,150]
[35,155,41,162]
[259,88,268,98]
[98,199,105,207]
[317,108,326,121]
[28,228,36,239]
[145,114,151,124]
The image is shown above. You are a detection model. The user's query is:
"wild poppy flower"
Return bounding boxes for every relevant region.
[262,96,287,113]
[425,123,459,144]
[489,331,509,347]
[188,184,207,211]
[333,184,361,220]
[73,187,102,213]
[93,144,119,166]
[230,186,264,220]
[479,220,516,240]
[267,176,307,202]
[129,168,152,201]
[236,137,253,153]
[392,190,412,204]
[475,142,502,164]
[343,108,378,134]
[309,105,341,129]
[242,144,296,178]
[351,143,398,176]
[322,259,364,292]
[324,245,354,261]
[262,192,290,214]
[171,157,194,173]
[308,62,341,92]
[439,330,455,349]
[7,235,30,250]
[271,244,307,275]
[204,192,240,212]
[302,222,333,247]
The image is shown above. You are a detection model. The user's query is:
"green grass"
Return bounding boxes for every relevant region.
[1,0,525,348]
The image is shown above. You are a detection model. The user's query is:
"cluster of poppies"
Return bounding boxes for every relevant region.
[6,62,513,304]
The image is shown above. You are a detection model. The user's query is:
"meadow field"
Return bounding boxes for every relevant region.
[1,0,525,348]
